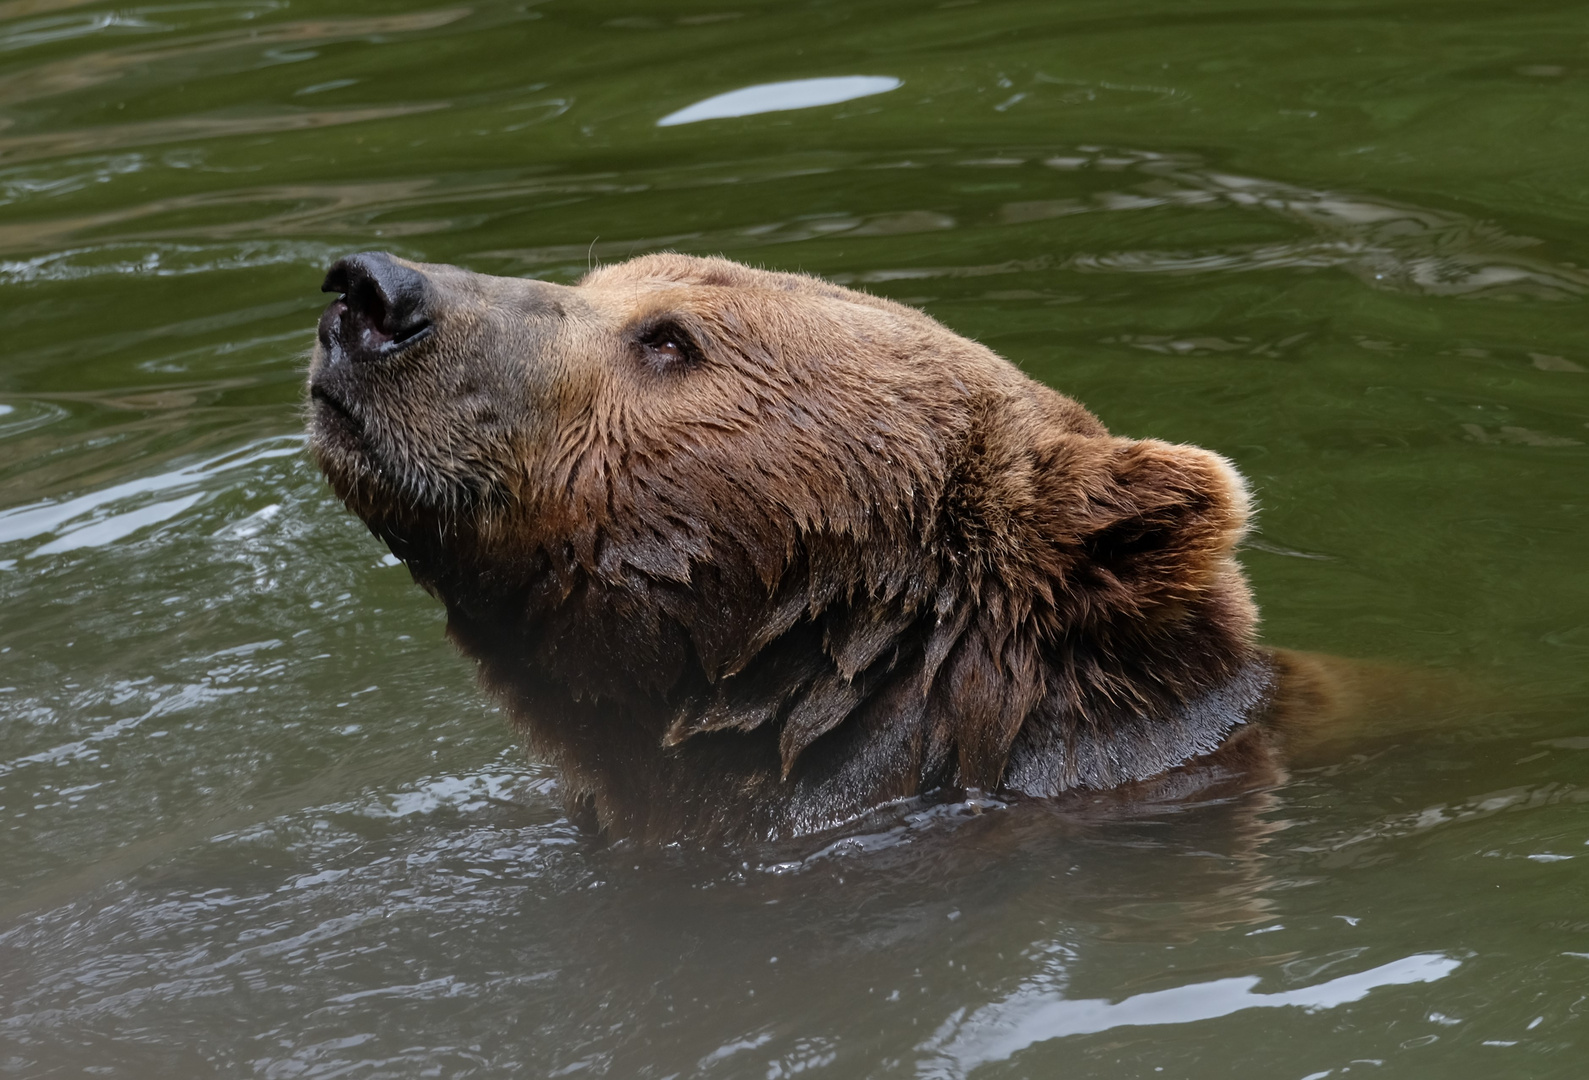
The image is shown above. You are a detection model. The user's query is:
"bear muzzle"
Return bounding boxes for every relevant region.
[308,252,565,531]
[309,252,444,450]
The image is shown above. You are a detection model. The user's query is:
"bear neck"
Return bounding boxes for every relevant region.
[436,535,1271,845]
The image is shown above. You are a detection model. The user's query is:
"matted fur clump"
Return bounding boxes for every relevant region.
[307,251,1298,844]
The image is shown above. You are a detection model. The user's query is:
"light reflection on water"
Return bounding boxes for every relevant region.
[657,76,904,127]
[2,0,1588,1075]
[920,952,1462,1078]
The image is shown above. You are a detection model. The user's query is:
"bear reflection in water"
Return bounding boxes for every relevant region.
[306,251,1411,845]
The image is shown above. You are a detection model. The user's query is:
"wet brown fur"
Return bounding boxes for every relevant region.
[309,253,1328,844]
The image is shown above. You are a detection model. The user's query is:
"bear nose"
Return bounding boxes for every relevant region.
[318,251,434,361]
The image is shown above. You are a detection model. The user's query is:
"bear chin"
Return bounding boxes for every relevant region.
[306,250,1346,846]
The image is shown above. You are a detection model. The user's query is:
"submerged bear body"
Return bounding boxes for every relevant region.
[308,252,1317,844]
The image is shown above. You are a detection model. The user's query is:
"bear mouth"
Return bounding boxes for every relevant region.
[309,382,362,436]
[307,376,476,523]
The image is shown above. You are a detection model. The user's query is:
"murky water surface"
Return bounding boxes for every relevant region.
[3,1,1588,1075]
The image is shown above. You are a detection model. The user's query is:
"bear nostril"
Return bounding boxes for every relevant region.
[320,251,433,358]
[346,276,389,337]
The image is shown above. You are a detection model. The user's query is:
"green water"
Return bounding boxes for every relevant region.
[3,0,1588,1075]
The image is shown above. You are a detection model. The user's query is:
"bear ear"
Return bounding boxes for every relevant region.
[1026,434,1255,625]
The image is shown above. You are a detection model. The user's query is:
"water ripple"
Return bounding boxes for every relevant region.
[0,435,301,555]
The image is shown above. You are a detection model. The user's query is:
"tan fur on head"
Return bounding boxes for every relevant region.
[308,252,1271,844]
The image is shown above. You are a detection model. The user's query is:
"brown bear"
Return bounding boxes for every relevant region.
[307,250,1345,844]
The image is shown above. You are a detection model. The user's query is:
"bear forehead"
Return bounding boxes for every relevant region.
[575,252,930,327]
[581,251,846,294]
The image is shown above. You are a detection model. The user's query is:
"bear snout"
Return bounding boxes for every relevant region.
[317,251,435,364]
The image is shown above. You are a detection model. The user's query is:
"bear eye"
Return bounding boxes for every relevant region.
[637,322,700,372]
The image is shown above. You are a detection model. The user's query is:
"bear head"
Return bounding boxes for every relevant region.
[307,251,1264,842]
